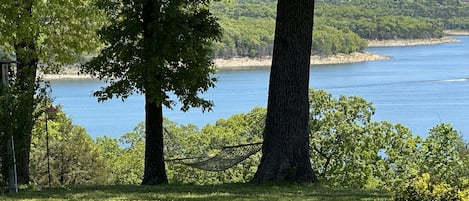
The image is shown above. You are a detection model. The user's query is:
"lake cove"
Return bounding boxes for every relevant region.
[50,36,469,139]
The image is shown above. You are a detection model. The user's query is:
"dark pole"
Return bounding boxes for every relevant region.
[44,103,56,187]
[45,105,51,187]
[8,136,17,193]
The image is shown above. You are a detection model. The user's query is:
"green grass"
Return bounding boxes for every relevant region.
[1,183,391,201]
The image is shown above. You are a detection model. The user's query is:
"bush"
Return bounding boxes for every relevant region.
[393,173,465,201]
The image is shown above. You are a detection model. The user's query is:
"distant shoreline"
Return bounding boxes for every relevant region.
[444,30,469,36]
[42,52,390,80]
[41,36,460,80]
[367,36,459,47]
[214,52,391,69]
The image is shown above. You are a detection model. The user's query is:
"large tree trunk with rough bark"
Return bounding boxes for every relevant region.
[12,0,38,184]
[13,42,37,185]
[140,0,168,186]
[251,0,316,183]
[142,94,168,185]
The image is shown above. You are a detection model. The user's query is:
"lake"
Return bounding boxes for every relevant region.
[50,36,469,139]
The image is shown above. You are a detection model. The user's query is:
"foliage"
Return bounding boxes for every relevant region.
[211,1,370,58]
[371,122,422,189]
[164,107,265,184]
[315,3,444,40]
[448,17,469,30]
[0,0,104,72]
[319,0,469,31]
[82,0,221,108]
[312,26,367,57]
[84,0,223,185]
[3,0,468,189]
[308,89,469,191]
[419,124,464,184]
[210,1,276,58]
[25,89,469,191]
[31,108,146,186]
[309,89,377,187]
[212,16,275,58]
[30,105,110,186]
[1,79,54,186]
[0,0,104,185]
[209,0,467,58]
[393,173,464,201]
[0,183,391,201]
[388,124,469,200]
[307,89,419,188]
[96,124,145,185]
[92,107,265,185]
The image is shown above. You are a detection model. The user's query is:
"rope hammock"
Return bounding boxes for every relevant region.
[166,142,262,172]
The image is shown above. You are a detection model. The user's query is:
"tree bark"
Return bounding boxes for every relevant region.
[12,0,38,184]
[140,0,168,185]
[141,94,168,185]
[13,41,38,185]
[251,0,317,183]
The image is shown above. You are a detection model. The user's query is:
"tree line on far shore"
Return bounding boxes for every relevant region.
[1,0,467,60]
[212,0,469,58]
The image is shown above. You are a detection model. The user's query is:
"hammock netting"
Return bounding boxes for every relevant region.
[166,142,262,172]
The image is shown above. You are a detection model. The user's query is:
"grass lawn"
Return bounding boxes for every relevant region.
[1,183,391,201]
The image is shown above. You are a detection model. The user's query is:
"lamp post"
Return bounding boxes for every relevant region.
[45,105,57,187]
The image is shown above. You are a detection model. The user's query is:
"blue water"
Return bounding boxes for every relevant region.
[50,36,469,139]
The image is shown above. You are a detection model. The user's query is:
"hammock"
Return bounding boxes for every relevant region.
[166,142,262,172]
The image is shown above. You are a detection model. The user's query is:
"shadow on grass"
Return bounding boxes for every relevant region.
[1,183,391,201]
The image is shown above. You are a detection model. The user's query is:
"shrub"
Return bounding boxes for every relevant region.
[393,173,464,201]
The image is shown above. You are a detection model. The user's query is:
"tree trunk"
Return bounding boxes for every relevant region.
[140,0,168,185]
[13,41,38,185]
[251,0,316,183]
[142,94,168,185]
[12,0,38,184]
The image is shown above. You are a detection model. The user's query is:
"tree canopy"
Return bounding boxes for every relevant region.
[83,0,220,109]
[0,0,103,69]
[82,0,222,185]
[0,0,103,185]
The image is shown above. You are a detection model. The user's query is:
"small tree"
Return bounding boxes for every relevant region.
[31,106,110,185]
[0,0,103,184]
[419,124,464,184]
[82,0,221,185]
[309,89,377,187]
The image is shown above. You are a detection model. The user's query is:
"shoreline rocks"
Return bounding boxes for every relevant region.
[367,36,459,47]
